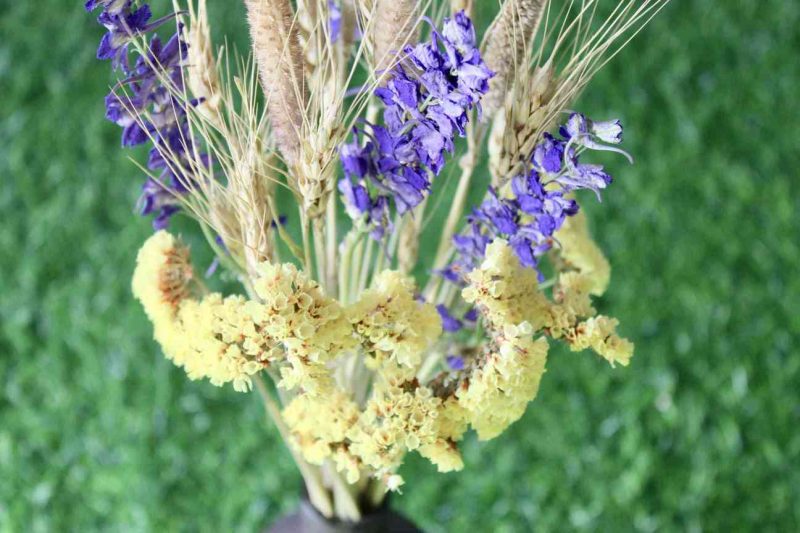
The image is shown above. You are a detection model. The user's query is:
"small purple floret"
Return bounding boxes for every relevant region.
[437,305,463,333]
[446,355,465,371]
[87,1,207,230]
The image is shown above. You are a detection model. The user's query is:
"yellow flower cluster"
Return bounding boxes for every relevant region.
[283,364,465,487]
[131,231,192,348]
[456,323,549,440]
[463,238,633,367]
[132,222,631,489]
[349,365,464,475]
[553,214,634,366]
[282,389,361,467]
[132,232,353,393]
[132,232,269,391]
[555,211,610,296]
[462,240,553,329]
[567,316,633,367]
[452,232,633,436]
[248,261,354,395]
[347,271,441,369]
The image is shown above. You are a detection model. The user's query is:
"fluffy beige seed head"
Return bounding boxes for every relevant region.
[372,0,419,72]
[397,215,422,274]
[245,0,306,166]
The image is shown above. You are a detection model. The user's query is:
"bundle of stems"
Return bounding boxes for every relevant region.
[88,0,668,522]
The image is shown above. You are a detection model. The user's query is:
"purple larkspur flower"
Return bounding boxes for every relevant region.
[445,114,631,282]
[95,4,152,67]
[437,304,463,333]
[88,1,206,230]
[88,0,178,73]
[591,119,624,144]
[463,308,479,323]
[533,133,565,174]
[85,0,129,15]
[446,355,465,371]
[339,12,492,238]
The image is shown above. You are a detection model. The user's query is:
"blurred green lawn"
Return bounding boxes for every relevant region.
[2,1,799,531]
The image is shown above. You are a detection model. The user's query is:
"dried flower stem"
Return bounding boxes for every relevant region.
[254,376,333,518]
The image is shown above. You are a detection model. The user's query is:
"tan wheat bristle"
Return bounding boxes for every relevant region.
[482,0,547,118]
[372,0,419,72]
[244,0,306,167]
[187,0,222,126]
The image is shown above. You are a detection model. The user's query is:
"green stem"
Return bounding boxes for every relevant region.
[253,376,333,518]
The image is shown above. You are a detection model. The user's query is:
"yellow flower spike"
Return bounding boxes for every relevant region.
[347,270,441,370]
[462,239,555,330]
[132,231,351,394]
[464,238,634,368]
[132,233,271,392]
[456,323,549,441]
[131,231,192,332]
[251,261,355,368]
[347,362,465,476]
[282,389,362,469]
[554,211,611,296]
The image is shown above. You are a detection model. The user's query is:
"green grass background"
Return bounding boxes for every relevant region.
[1,1,799,531]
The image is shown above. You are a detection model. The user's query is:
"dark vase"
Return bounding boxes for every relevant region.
[267,494,422,533]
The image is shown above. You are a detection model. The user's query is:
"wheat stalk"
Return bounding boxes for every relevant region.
[372,0,419,72]
[482,0,547,118]
[186,0,223,127]
[244,0,307,167]
[488,0,669,184]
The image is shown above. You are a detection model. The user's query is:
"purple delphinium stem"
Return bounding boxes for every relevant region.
[338,11,493,239]
[443,113,632,284]
[87,0,206,230]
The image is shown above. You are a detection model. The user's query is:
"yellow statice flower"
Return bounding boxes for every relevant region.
[545,271,597,338]
[347,271,441,369]
[463,238,634,367]
[251,262,355,362]
[131,235,266,391]
[554,210,610,296]
[131,230,193,345]
[282,389,362,469]
[456,322,549,440]
[434,396,470,443]
[461,240,553,330]
[248,261,355,395]
[348,364,464,477]
[566,316,634,367]
[180,294,274,391]
[132,231,349,393]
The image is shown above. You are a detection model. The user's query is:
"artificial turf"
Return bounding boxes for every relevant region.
[1,1,798,530]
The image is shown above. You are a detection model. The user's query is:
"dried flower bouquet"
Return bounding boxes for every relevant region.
[86,0,668,522]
